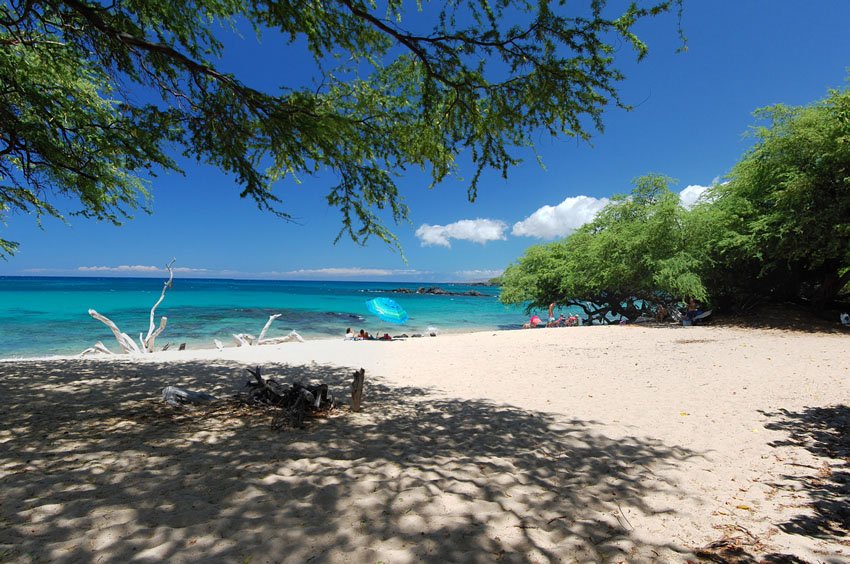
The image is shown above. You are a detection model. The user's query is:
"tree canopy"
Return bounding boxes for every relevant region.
[0,0,681,257]
[694,87,850,309]
[500,174,706,322]
[500,85,850,319]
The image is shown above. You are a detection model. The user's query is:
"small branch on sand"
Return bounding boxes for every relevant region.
[79,341,115,357]
[232,315,304,346]
[162,386,217,407]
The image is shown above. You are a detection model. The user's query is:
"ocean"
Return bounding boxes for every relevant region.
[0,277,531,359]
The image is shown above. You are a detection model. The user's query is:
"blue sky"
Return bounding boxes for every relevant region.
[2,1,849,281]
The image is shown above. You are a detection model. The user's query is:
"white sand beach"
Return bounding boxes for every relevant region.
[1,325,848,562]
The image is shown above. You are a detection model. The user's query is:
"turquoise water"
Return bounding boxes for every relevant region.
[0,277,532,358]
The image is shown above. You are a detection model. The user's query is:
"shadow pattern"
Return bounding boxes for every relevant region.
[1,358,701,562]
[762,405,850,542]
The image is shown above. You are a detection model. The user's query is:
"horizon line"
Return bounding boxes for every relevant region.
[0,273,498,285]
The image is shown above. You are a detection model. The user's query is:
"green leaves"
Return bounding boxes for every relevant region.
[500,174,706,318]
[1,0,680,256]
[706,87,850,306]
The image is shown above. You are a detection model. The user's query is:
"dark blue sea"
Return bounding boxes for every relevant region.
[0,277,530,358]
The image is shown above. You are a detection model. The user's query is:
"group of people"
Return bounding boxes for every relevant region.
[523,303,582,329]
[345,328,393,341]
[523,298,705,328]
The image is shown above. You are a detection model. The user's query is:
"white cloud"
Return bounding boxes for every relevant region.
[511,195,609,240]
[415,219,508,248]
[455,269,504,281]
[77,265,209,274]
[273,267,426,278]
[78,265,161,273]
[679,184,710,209]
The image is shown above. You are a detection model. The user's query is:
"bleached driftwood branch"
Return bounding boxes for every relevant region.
[141,259,175,353]
[231,314,304,347]
[79,341,115,357]
[232,333,254,347]
[258,331,304,345]
[83,259,176,356]
[255,313,281,344]
[88,310,141,354]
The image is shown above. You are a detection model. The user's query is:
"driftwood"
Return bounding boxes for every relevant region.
[83,259,175,355]
[351,368,365,412]
[87,310,140,354]
[162,386,217,407]
[79,341,115,357]
[244,366,333,429]
[232,315,304,347]
[141,259,175,352]
[159,366,337,430]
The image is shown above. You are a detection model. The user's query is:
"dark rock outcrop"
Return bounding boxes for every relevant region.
[389,287,488,297]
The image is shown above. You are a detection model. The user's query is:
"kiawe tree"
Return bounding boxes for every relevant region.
[698,87,850,309]
[1,0,681,256]
[500,174,707,322]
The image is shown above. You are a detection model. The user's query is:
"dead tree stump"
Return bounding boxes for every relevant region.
[351,368,365,412]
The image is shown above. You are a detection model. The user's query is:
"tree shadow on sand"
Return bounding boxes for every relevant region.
[762,405,850,541]
[1,358,704,562]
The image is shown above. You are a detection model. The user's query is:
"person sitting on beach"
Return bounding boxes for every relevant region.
[566,315,578,326]
[358,329,373,340]
[344,328,355,340]
[523,314,542,329]
[548,314,566,327]
[379,333,392,341]
[655,304,667,322]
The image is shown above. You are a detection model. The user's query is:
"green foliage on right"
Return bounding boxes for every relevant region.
[695,87,850,308]
[500,174,707,321]
[500,84,850,319]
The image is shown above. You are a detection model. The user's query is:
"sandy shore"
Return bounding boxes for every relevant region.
[1,325,848,562]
